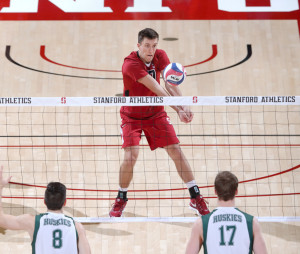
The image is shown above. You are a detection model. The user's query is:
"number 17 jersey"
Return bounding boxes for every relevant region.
[202,207,254,254]
[32,212,78,254]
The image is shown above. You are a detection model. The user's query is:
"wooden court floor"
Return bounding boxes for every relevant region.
[0,20,299,253]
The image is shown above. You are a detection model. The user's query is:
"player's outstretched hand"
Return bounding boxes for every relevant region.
[0,166,12,190]
[183,106,194,122]
[178,108,193,123]
[178,106,194,123]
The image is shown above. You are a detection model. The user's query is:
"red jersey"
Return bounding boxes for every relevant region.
[120,49,170,120]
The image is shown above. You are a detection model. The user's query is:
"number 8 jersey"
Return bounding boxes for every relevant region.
[32,212,78,254]
[202,207,253,254]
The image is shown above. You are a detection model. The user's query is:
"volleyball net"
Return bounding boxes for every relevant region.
[1,96,299,223]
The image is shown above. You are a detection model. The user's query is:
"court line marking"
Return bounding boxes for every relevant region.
[40,45,121,73]
[40,45,218,71]
[3,192,300,199]
[184,45,218,67]
[5,46,122,80]
[5,45,250,79]
[187,44,252,76]
[6,164,300,193]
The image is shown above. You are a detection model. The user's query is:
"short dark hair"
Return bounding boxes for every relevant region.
[214,171,239,201]
[138,28,159,43]
[44,182,66,210]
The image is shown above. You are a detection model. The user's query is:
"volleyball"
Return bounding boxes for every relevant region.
[163,63,186,86]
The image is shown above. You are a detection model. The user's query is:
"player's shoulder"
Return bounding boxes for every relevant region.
[155,48,168,57]
[124,51,139,63]
[234,208,254,219]
[252,216,259,228]
[74,221,86,235]
[195,217,203,227]
[75,221,84,229]
[123,51,143,68]
[153,49,169,70]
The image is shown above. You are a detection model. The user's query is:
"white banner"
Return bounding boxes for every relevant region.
[0,96,299,106]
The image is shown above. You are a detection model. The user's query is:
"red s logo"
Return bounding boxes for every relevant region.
[193,96,198,103]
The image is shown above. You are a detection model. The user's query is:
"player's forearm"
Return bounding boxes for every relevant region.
[165,81,183,97]
[138,75,170,97]
[0,189,14,229]
[170,105,184,113]
[164,81,186,113]
[0,188,7,227]
[0,213,10,229]
[0,188,4,214]
[151,83,170,97]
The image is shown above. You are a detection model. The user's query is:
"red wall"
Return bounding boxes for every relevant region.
[0,0,299,35]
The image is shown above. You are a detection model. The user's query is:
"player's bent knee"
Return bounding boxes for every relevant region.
[165,144,182,156]
[124,146,139,162]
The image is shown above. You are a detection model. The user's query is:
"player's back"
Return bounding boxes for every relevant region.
[202,207,253,254]
[32,212,78,254]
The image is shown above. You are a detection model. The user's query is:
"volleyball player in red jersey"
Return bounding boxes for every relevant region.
[109,28,209,217]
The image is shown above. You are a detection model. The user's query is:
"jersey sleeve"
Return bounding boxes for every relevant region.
[156,49,170,72]
[123,60,148,81]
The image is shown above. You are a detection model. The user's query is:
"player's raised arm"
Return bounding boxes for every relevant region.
[0,166,34,236]
[75,221,91,254]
